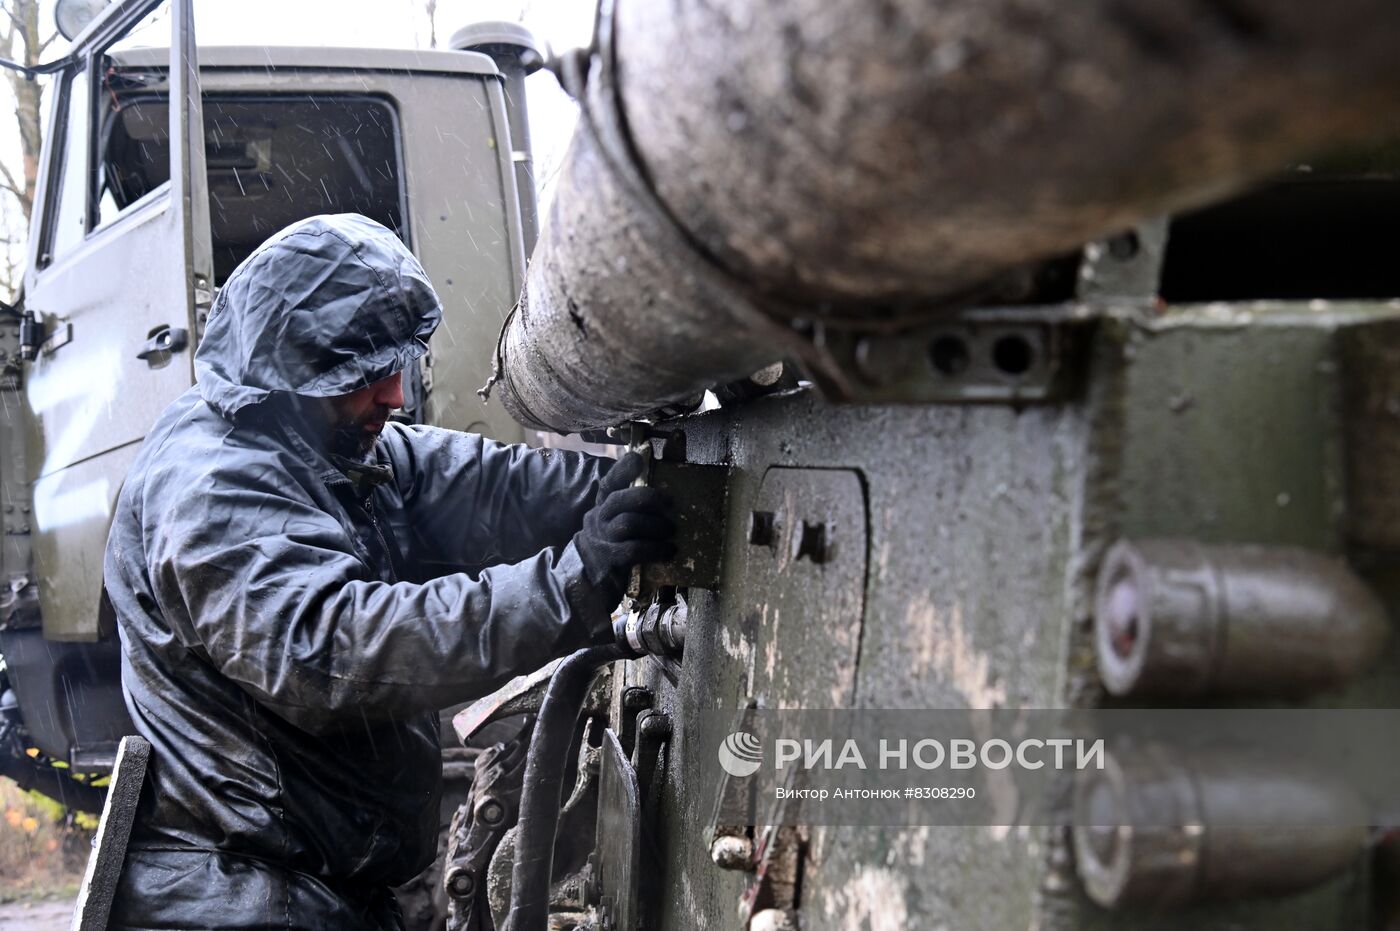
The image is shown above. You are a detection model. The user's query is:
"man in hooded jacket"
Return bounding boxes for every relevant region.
[102,213,672,929]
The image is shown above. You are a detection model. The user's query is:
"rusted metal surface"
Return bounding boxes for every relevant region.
[732,467,867,710]
[660,399,1061,931]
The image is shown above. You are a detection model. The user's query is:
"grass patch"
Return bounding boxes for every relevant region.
[0,777,93,901]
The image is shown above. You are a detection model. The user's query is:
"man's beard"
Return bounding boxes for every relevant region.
[329,411,386,459]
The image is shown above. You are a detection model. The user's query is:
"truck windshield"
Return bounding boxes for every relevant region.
[98,90,405,283]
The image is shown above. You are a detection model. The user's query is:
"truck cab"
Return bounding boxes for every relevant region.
[0,0,538,803]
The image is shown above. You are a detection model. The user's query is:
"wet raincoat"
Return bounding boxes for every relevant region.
[103,214,613,929]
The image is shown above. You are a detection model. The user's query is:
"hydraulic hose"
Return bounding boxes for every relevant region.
[501,643,625,931]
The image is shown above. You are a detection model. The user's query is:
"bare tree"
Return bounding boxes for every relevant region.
[0,0,55,223]
[0,0,55,299]
[424,0,437,49]
[0,193,20,298]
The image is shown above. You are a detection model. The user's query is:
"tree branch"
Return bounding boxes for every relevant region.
[0,157,24,203]
[0,6,22,52]
[38,29,58,55]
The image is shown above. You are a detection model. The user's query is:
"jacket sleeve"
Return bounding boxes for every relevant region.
[380,424,609,576]
[145,460,614,733]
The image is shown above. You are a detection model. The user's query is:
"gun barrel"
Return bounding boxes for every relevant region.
[493,0,1400,433]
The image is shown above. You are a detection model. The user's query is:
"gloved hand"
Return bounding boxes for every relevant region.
[574,452,676,606]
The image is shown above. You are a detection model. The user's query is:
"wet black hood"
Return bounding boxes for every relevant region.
[195,213,441,419]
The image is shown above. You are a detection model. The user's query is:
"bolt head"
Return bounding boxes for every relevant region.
[478,799,506,825]
[446,870,475,898]
[622,687,654,710]
[710,835,753,870]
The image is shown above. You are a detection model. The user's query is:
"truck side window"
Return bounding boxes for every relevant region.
[91,2,173,232]
[99,92,405,284]
[41,65,91,264]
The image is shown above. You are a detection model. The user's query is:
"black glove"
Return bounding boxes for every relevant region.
[574,452,676,604]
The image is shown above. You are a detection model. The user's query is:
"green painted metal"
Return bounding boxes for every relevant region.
[620,300,1400,929]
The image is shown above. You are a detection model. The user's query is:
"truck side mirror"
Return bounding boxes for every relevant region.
[55,0,110,41]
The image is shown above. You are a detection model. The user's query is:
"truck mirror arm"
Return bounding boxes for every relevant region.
[0,53,74,81]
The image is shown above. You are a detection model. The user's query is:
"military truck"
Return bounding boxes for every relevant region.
[0,0,539,852]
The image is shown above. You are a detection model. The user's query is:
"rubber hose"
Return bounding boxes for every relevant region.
[501,644,624,931]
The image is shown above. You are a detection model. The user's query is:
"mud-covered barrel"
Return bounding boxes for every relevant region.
[489,0,1400,434]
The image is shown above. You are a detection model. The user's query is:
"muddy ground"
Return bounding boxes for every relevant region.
[0,897,73,930]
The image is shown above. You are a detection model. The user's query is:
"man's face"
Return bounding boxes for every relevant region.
[326,371,405,457]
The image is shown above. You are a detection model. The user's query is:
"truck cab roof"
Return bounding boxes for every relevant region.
[112,44,500,77]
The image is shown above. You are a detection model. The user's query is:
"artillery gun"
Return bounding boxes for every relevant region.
[445,1,1400,930]
[3,0,1400,929]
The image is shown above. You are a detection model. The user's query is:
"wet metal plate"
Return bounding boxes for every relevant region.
[596,727,640,931]
[740,467,868,711]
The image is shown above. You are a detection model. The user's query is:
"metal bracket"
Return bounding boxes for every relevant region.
[594,728,641,931]
[631,458,731,595]
[735,468,869,708]
[1076,219,1170,301]
[617,687,653,757]
[801,306,1090,405]
[39,321,73,357]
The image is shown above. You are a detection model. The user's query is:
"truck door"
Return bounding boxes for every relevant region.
[21,0,210,641]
